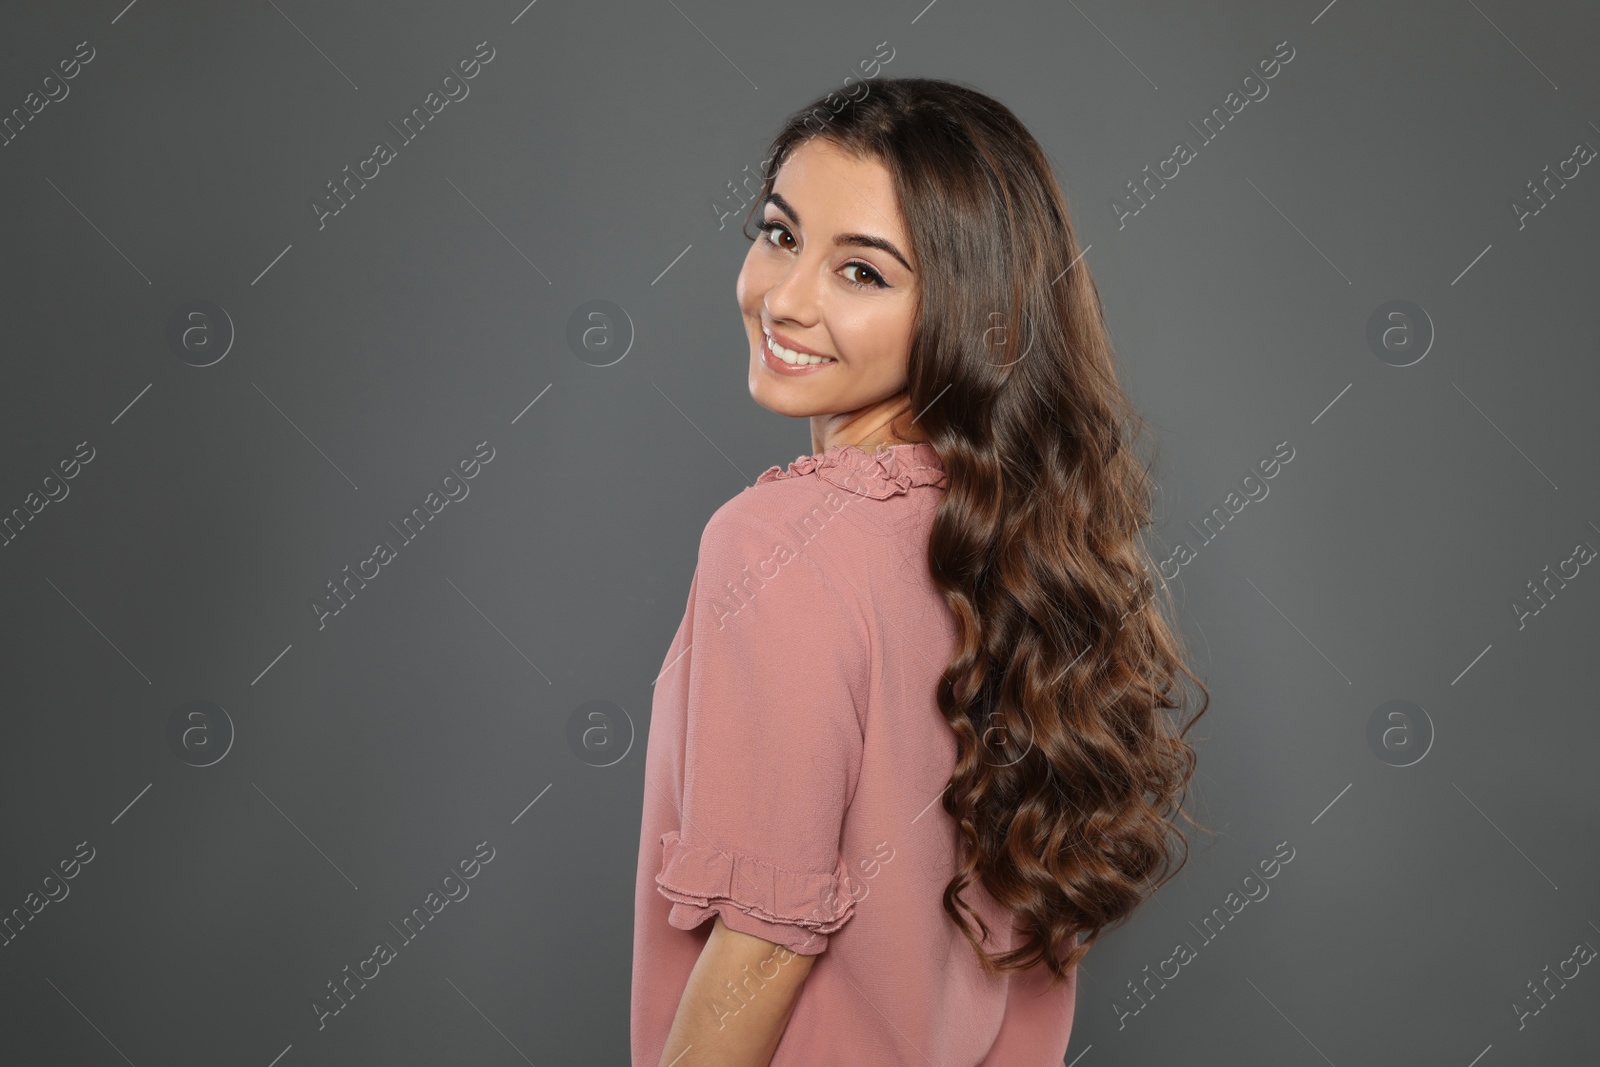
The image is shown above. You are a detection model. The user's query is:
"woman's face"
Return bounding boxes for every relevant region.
[735,138,920,447]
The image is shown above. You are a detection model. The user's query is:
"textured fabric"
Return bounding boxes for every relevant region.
[632,442,1078,1066]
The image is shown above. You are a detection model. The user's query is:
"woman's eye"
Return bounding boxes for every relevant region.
[760,221,795,250]
[843,263,886,289]
[758,221,887,289]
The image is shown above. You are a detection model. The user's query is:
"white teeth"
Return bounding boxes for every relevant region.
[765,331,835,366]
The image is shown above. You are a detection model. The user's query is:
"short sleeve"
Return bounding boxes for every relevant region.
[654,497,869,955]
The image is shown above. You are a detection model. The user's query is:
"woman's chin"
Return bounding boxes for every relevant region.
[748,375,826,417]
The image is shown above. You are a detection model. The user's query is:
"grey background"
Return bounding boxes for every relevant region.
[1,1,1596,1064]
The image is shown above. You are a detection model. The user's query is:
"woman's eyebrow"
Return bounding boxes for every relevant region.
[761,192,915,275]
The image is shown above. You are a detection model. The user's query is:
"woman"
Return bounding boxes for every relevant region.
[632,77,1208,1066]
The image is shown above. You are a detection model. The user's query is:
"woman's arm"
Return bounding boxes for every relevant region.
[656,915,817,1067]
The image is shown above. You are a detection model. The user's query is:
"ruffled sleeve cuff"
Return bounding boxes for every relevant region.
[655,830,857,955]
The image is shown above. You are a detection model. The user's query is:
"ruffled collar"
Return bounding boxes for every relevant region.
[755,441,946,500]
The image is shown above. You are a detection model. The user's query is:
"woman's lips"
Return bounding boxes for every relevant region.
[759,331,837,376]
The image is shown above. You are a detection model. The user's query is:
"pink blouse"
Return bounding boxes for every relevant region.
[631,442,1078,1066]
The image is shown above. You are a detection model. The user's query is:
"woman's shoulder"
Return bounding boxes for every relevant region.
[699,441,945,559]
[754,440,945,500]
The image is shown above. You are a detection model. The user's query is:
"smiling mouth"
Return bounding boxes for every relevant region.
[763,328,836,366]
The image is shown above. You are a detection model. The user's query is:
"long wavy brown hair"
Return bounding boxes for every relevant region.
[739,76,1212,982]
